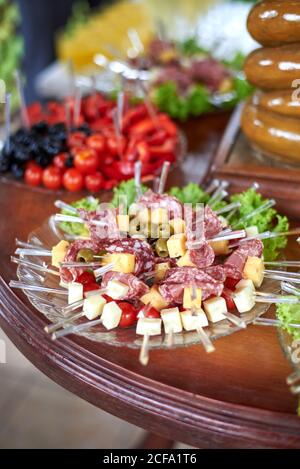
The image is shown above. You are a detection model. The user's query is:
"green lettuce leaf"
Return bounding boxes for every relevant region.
[59,196,99,236]
[111,179,147,210]
[276,303,300,341]
[169,182,209,206]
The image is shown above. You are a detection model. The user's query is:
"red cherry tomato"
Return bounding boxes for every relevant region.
[67,131,86,148]
[107,134,127,156]
[145,307,161,319]
[53,152,68,170]
[85,172,104,193]
[118,302,138,328]
[77,271,95,285]
[24,164,43,187]
[74,148,99,175]
[221,288,236,311]
[42,166,62,190]
[224,277,240,290]
[63,168,84,192]
[83,282,100,294]
[86,134,106,155]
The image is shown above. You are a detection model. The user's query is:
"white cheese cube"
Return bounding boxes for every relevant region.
[245,226,259,237]
[68,282,83,305]
[203,297,227,323]
[233,287,255,313]
[160,307,182,333]
[101,301,122,330]
[209,239,229,255]
[136,318,162,336]
[83,294,106,320]
[169,218,185,234]
[235,279,255,292]
[167,233,187,258]
[106,280,129,300]
[180,309,208,331]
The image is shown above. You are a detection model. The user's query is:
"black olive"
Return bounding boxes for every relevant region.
[35,151,51,168]
[32,121,48,135]
[13,128,30,144]
[11,163,25,179]
[65,154,74,168]
[13,145,31,162]
[0,152,11,172]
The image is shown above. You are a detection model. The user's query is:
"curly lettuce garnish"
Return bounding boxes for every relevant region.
[111,179,147,210]
[230,188,289,261]
[276,304,300,341]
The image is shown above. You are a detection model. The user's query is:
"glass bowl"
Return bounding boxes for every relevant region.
[15,216,280,350]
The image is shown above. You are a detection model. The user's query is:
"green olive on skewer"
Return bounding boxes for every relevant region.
[76,248,95,263]
[155,238,169,258]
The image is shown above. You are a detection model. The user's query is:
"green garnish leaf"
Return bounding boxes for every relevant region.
[60,196,99,237]
[276,303,300,341]
[168,182,210,206]
[111,179,147,210]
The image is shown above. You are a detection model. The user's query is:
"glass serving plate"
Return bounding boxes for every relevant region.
[16,217,280,349]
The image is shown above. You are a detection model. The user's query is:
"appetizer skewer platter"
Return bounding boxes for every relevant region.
[9,168,300,367]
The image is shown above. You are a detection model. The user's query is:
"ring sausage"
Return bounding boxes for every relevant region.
[253,89,300,117]
[244,44,300,89]
[247,1,300,46]
[241,99,300,163]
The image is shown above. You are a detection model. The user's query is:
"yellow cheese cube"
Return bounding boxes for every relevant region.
[137,207,150,224]
[183,287,202,309]
[209,239,229,255]
[103,253,135,274]
[51,240,70,268]
[170,218,185,234]
[243,256,264,287]
[167,234,187,258]
[117,214,129,232]
[154,262,170,282]
[176,251,195,267]
[151,208,169,225]
[141,286,169,311]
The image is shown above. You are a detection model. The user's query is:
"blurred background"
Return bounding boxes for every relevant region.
[0,0,257,449]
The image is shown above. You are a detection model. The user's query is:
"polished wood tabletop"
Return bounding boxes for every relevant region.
[0,111,300,449]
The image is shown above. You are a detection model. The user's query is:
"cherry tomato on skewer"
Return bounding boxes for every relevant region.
[77,271,95,285]
[118,302,138,328]
[83,282,101,294]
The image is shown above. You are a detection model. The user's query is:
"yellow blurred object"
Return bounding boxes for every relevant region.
[57,1,154,71]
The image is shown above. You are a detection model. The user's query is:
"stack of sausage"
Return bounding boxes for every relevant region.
[241,1,300,165]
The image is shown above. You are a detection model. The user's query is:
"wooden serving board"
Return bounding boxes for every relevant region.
[209,104,300,220]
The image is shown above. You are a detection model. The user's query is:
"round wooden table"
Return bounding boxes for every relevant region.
[1,113,300,449]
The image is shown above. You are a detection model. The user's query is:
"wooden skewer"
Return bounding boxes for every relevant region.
[287,371,300,386]
[15,248,51,257]
[281,282,300,296]
[222,311,246,329]
[215,202,241,215]
[15,238,49,251]
[190,286,215,353]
